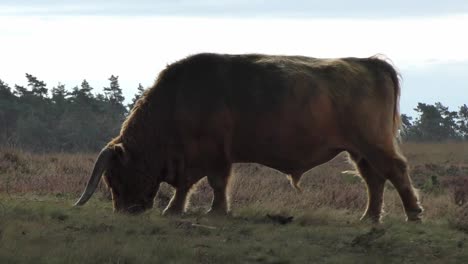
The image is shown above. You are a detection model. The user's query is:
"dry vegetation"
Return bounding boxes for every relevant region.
[0,142,467,221]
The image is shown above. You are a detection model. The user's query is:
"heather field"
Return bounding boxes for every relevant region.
[1,143,468,263]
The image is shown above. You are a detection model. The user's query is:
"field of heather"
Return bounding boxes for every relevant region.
[1,142,467,263]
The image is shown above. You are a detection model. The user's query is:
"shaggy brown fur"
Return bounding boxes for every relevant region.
[78,53,423,222]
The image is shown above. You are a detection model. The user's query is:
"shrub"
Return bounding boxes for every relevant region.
[450,204,468,233]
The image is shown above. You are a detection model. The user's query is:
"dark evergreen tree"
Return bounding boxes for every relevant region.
[0,79,12,96]
[458,104,468,140]
[128,83,146,110]
[401,114,413,130]
[400,114,420,141]
[0,79,19,145]
[14,84,29,97]
[49,83,69,150]
[102,75,127,134]
[413,103,441,141]
[0,74,129,151]
[411,102,460,141]
[435,102,459,140]
[80,79,93,97]
[26,73,48,98]
[104,75,124,105]
[51,83,68,105]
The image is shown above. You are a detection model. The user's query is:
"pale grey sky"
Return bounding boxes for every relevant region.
[0,1,467,115]
[2,1,468,18]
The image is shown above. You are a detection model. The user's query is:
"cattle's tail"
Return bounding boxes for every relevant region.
[369,55,402,138]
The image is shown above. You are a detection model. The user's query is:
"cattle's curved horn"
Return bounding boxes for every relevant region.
[74,147,114,206]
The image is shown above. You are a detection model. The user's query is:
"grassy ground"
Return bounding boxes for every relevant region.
[1,195,467,264]
[1,142,468,263]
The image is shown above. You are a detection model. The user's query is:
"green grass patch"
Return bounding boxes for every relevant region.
[0,195,467,263]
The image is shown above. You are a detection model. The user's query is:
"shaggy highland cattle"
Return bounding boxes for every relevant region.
[75,53,423,222]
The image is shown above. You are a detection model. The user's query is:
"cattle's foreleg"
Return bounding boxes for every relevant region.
[162,187,191,215]
[207,165,232,215]
[353,158,386,223]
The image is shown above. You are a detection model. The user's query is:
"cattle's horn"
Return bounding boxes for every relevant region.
[74,147,114,206]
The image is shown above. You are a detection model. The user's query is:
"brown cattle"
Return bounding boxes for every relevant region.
[75,53,423,222]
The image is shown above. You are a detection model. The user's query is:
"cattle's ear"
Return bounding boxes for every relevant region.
[111,143,130,164]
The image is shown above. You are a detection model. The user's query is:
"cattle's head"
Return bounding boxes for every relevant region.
[74,144,159,214]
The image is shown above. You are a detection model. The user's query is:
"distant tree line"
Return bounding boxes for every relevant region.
[0,74,145,152]
[0,74,467,152]
[401,103,468,141]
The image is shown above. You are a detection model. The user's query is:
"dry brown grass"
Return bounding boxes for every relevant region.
[0,149,103,195]
[1,142,468,222]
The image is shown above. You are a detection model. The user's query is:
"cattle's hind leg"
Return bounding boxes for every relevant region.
[350,154,386,223]
[363,146,423,222]
[206,164,232,215]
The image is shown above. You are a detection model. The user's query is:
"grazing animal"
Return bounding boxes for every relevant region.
[75,53,423,222]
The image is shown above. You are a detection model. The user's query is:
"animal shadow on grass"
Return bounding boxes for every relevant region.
[351,227,386,247]
[266,214,294,225]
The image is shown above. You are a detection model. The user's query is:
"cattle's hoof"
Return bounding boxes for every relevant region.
[406,214,423,223]
[406,208,424,223]
[406,215,422,223]
[360,214,382,224]
[162,208,184,216]
[206,208,230,217]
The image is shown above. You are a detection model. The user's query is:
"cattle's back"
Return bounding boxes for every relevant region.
[168,53,380,114]
[119,53,399,167]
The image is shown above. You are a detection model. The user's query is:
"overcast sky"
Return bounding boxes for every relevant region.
[2,0,468,18]
[0,1,467,115]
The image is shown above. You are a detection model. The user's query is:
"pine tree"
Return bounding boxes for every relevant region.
[69,80,94,105]
[14,84,29,97]
[80,79,93,98]
[128,83,146,110]
[412,102,460,141]
[104,75,124,105]
[401,114,413,130]
[100,75,127,142]
[0,79,19,144]
[2,74,132,151]
[26,73,48,98]
[458,104,468,140]
[51,83,68,103]
[435,102,459,140]
[0,79,12,97]
[13,75,52,150]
